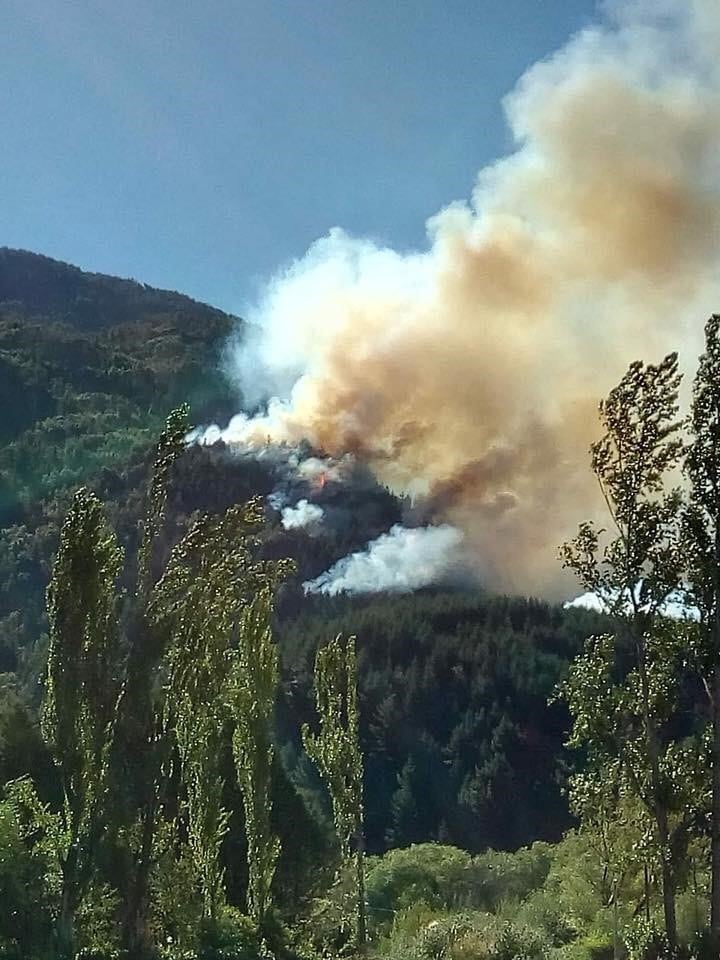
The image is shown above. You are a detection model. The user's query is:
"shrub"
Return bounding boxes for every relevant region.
[197,907,262,960]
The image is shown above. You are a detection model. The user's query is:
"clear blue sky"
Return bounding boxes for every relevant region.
[2,1,599,314]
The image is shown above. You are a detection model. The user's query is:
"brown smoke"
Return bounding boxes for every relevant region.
[223,0,720,597]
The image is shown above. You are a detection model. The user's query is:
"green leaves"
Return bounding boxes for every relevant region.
[230,589,281,924]
[303,634,367,949]
[44,487,124,767]
[150,497,288,923]
[558,353,692,950]
[303,634,363,861]
[137,404,190,599]
[42,486,124,956]
[561,353,685,618]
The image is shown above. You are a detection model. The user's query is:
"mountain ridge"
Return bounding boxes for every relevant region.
[0,246,235,331]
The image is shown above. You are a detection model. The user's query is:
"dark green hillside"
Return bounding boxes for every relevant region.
[0,248,238,515]
[277,592,605,855]
[0,249,242,683]
[0,247,233,332]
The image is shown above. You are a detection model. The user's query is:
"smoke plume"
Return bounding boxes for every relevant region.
[281,499,325,531]
[304,524,464,596]
[217,0,720,596]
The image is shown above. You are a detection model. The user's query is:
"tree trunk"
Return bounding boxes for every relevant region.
[57,845,80,960]
[656,807,677,950]
[612,885,621,960]
[56,885,76,960]
[122,801,157,960]
[710,600,720,950]
[355,834,367,954]
[636,632,677,951]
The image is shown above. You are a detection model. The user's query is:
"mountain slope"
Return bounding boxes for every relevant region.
[0,248,601,860]
[0,248,239,515]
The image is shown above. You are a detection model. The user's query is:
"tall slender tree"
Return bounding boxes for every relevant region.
[150,500,275,920]
[117,404,190,958]
[560,354,686,950]
[303,634,366,951]
[43,487,124,958]
[684,314,720,949]
[230,589,281,926]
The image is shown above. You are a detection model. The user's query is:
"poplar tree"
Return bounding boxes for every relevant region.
[684,314,720,950]
[118,404,190,958]
[151,499,289,926]
[43,487,123,958]
[230,589,281,925]
[560,354,686,950]
[303,634,367,950]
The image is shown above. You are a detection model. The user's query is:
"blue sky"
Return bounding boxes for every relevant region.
[2,0,599,314]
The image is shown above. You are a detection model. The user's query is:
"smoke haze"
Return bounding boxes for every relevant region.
[216,0,720,596]
[304,524,464,596]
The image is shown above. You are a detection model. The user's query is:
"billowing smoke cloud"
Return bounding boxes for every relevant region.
[304,524,464,596]
[281,499,325,531]
[217,0,720,596]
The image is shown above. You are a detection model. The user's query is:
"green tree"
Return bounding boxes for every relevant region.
[150,499,277,922]
[303,634,367,950]
[116,404,190,958]
[0,784,58,958]
[560,354,687,951]
[230,589,281,926]
[387,758,420,848]
[684,314,720,950]
[43,486,124,958]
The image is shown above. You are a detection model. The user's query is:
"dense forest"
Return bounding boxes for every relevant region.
[2,250,719,960]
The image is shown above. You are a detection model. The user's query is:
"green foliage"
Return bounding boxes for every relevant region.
[148,822,204,954]
[683,314,720,951]
[197,906,262,960]
[380,908,551,960]
[230,590,282,925]
[303,633,367,948]
[44,487,123,792]
[560,352,685,611]
[151,498,288,922]
[283,593,602,854]
[43,487,124,956]
[366,845,475,923]
[559,353,691,951]
[303,635,363,860]
[137,404,190,597]
[0,793,56,957]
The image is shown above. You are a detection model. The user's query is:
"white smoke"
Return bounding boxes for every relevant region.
[281,499,325,531]
[564,588,700,621]
[304,524,464,596]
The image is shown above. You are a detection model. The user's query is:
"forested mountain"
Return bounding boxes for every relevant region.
[0,248,595,853]
[0,249,640,960]
[0,248,238,516]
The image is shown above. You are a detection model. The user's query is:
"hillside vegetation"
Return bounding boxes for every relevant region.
[5,251,718,960]
[0,250,591,864]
